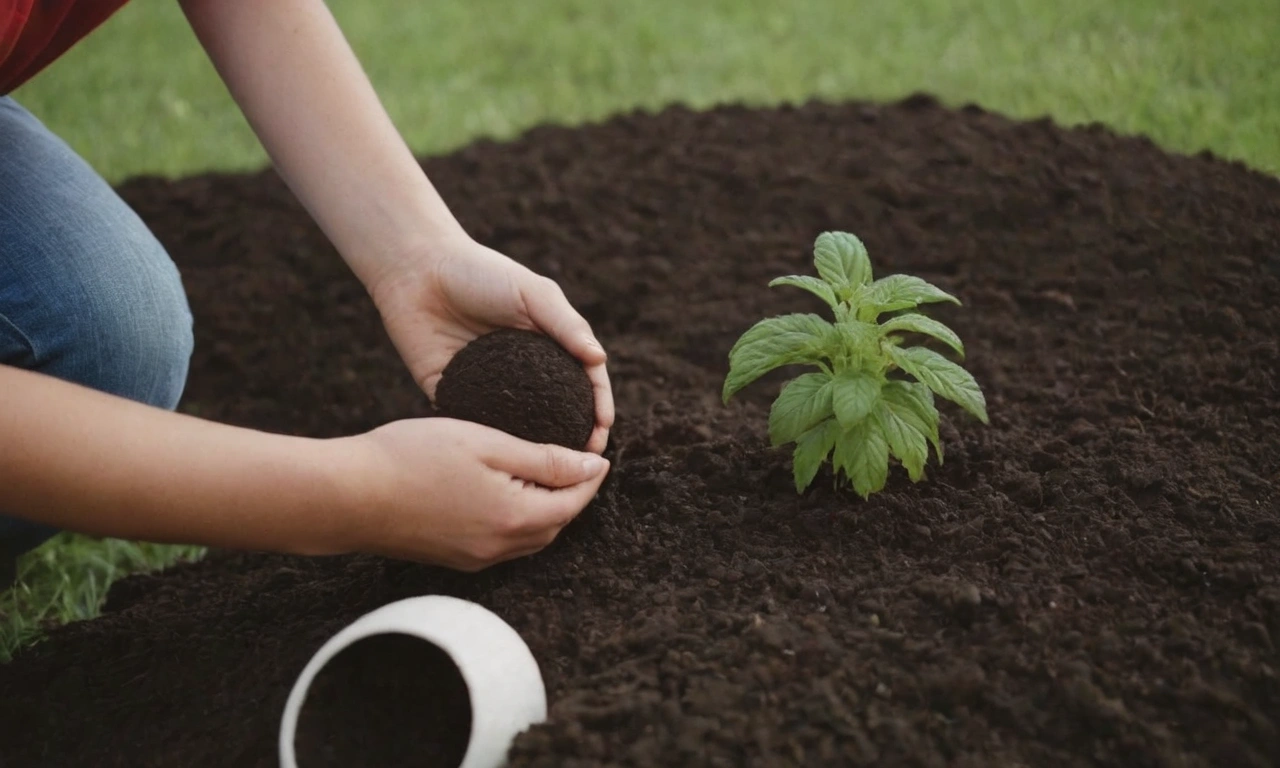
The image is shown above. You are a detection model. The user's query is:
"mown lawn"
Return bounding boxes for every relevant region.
[4,0,1277,660]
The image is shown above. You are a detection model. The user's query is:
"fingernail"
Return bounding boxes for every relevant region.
[581,455,607,474]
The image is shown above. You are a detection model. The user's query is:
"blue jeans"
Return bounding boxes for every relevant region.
[0,96,194,584]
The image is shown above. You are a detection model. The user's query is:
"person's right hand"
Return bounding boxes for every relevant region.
[336,417,610,571]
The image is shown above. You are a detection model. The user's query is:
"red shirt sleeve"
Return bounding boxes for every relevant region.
[1,0,132,95]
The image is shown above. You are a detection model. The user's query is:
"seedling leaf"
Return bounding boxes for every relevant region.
[833,418,889,499]
[768,372,835,446]
[882,380,943,463]
[874,399,929,481]
[793,418,840,492]
[880,313,965,358]
[885,345,989,424]
[814,231,872,295]
[723,313,835,403]
[834,318,881,359]
[831,369,881,429]
[858,274,959,321]
[769,275,838,309]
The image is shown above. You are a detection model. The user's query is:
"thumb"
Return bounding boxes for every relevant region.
[487,436,610,489]
[522,276,607,367]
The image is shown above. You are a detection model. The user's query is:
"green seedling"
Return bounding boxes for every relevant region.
[722,231,988,498]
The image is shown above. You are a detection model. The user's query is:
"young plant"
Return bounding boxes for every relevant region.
[722,231,988,498]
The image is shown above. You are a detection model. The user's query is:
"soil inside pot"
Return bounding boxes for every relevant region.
[0,95,1277,768]
[292,633,471,767]
[435,327,596,450]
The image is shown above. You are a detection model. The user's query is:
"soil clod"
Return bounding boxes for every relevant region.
[435,328,595,450]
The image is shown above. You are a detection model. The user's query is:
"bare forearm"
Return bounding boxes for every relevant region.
[178,0,465,293]
[0,365,355,555]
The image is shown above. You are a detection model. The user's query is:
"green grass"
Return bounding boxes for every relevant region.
[1,535,202,661]
[13,0,1280,181]
[3,0,1277,659]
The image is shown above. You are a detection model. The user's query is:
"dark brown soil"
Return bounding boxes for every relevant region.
[293,633,471,766]
[1,94,1278,768]
[435,327,595,449]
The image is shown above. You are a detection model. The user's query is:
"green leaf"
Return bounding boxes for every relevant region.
[793,418,840,492]
[879,313,965,358]
[768,372,835,446]
[833,418,889,499]
[832,318,882,370]
[882,380,943,463]
[835,318,882,350]
[768,275,838,309]
[884,345,988,424]
[723,313,836,403]
[857,274,959,321]
[863,297,918,317]
[813,231,872,295]
[831,369,881,429]
[873,398,929,481]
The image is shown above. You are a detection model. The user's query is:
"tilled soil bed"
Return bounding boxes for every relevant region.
[2,95,1279,767]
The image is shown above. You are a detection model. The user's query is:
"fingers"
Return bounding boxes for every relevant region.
[524,276,606,364]
[487,435,610,531]
[461,450,608,567]
[485,433,611,489]
[584,361,614,454]
[466,483,597,570]
[502,467,607,544]
[532,463,609,527]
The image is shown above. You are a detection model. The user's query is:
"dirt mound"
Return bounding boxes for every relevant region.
[1,95,1277,767]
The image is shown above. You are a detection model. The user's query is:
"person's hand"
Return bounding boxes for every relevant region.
[339,416,610,571]
[369,233,613,454]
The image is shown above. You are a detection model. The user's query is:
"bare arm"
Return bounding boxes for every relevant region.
[177,0,615,450]
[0,364,355,555]
[0,363,607,571]
[1,0,610,570]
[0,0,617,569]
[177,0,465,295]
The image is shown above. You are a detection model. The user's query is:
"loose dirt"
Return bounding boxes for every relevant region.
[1,95,1277,767]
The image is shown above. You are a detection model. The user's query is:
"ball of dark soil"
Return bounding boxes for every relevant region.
[434,328,595,450]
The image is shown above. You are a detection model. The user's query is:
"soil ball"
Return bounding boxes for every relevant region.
[435,328,595,450]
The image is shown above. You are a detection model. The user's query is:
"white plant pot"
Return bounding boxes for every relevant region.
[278,595,547,768]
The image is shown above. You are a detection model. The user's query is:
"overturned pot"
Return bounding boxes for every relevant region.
[279,595,547,768]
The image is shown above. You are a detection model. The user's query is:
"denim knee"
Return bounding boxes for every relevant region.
[1,96,194,577]
[0,245,195,411]
[0,96,194,410]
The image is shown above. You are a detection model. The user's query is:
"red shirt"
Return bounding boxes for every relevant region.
[1,0,130,94]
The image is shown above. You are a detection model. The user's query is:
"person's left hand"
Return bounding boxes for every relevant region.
[368,233,613,454]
